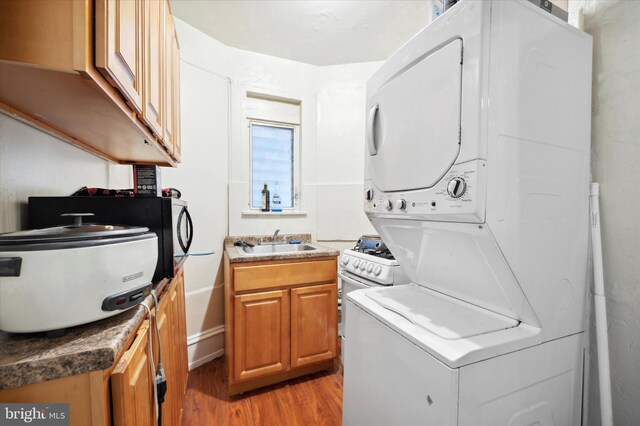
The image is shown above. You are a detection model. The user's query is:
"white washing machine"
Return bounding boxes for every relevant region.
[342,1,592,425]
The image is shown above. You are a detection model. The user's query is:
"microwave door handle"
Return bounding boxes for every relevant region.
[366,104,379,156]
[184,207,194,253]
[177,206,193,254]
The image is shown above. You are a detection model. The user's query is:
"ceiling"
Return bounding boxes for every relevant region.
[170,0,430,66]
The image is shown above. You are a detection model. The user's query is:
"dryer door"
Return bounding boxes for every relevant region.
[367,38,463,192]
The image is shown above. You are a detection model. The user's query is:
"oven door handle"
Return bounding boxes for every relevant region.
[338,272,373,289]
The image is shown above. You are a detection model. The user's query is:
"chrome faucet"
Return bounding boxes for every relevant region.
[260,229,280,245]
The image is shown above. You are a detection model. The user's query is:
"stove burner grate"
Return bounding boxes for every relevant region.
[353,246,395,260]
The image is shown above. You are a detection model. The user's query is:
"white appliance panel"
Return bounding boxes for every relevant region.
[366,284,519,340]
[367,38,463,192]
[343,299,459,426]
[365,159,486,222]
[348,286,541,368]
[371,218,539,325]
[484,0,593,342]
[458,333,584,426]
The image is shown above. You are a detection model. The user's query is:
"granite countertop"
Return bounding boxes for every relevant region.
[0,263,181,391]
[224,234,340,263]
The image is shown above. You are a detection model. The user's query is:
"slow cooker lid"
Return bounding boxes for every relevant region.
[0,224,151,244]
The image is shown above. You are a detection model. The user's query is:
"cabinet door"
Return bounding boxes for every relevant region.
[96,0,144,114]
[140,0,163,138]
[111,320,155,426]
[155,293,176,426]
[171,29,181,162]
[162,1,175,152]
[233,290,289,382]
[167,276,187,425]
[174,271,188,396]
[290,283,337,368]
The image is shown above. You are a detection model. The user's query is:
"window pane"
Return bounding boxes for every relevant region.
[251,124,294,209]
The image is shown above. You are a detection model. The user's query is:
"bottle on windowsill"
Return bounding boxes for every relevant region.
[261,183,270,212]
[272,182,282,212]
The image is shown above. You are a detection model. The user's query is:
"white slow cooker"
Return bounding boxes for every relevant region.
[0,217,158,334]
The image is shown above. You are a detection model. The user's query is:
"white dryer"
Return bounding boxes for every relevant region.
[343,1,592,425]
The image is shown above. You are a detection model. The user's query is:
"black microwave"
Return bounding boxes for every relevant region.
[28,197,192,283]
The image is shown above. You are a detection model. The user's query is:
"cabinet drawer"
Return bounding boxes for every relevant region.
[233,259,336,292]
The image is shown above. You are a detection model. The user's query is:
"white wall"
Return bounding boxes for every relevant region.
[166,19,230,369]
[225,49,381,244]
[0,114,130,233]
[316,63,380,243]
[227,47,320,237]
[569,1,640,424]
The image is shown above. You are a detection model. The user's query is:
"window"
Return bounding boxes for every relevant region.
[250,122,299,209]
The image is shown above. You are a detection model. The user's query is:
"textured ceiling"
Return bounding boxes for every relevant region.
[170,0,430,66]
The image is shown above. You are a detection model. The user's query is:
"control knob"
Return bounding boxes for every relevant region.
[353,259,360,268]
[359,262,366,271]
[385,200,393,211]
[447,177,467,198]
[373,265,382,276]
[341,255,349,266]
[366,263,373,272]
[395,199,407,210]
[365,189,374,201]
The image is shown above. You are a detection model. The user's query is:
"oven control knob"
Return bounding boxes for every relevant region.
[385,200,393,211]
[395,199,407,210]
[359,262,366,271]
[366,263,373,272]
[447,177,467,198]
[341,255,349,266]
[353,259,360,268]
[365,189,374,201]
[373,265,382,276]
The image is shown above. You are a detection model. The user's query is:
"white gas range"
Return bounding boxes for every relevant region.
[338,247,409,359]
[339,249,407,286]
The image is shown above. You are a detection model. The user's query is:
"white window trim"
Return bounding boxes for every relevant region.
[248,119,301,212]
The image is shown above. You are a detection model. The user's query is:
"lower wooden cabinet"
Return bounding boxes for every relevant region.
[290,283,337,368]
[111,320,155,426]
[233,290,290,382]
[224,254,338,395]
[110,269,189,426]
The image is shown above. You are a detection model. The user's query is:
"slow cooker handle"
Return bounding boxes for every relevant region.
[0,257,22,277]
[61,213,95,226]
[177,207,193,255]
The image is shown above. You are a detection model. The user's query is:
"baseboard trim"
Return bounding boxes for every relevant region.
[187,325,225,371]
[189,348,224,371]
[187,325,224,346]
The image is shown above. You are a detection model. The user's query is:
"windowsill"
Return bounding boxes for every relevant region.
[242,210,308,217]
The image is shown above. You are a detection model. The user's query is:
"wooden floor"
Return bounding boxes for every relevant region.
[180,358,343,425]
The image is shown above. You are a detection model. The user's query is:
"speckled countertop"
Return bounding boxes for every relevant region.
[224,234,339,263]
[0,264,180,391]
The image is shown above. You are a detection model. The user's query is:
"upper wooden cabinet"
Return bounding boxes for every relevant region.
[141,0,164,139]
[96,0,144,114]
[0,0,181,166]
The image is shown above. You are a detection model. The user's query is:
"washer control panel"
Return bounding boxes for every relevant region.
[364,159,486,223]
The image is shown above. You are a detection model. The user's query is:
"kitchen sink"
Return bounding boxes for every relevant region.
[239,243,317,255]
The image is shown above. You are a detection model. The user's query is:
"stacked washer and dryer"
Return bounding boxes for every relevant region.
[343,1,592,425]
